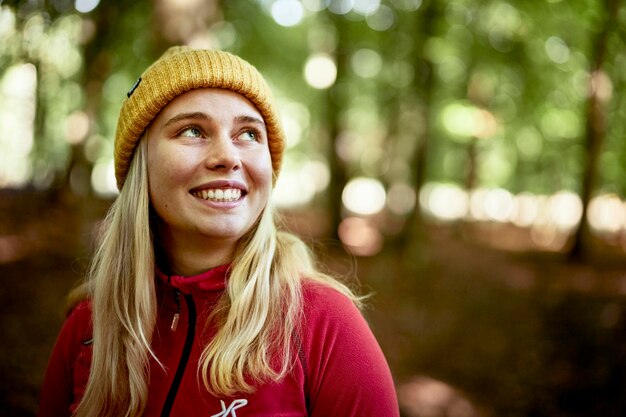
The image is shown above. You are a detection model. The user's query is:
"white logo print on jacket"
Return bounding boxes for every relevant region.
[210,399,248,417]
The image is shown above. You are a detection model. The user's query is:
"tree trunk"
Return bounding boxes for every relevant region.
[398,0,438,251]
[568,0,621,261]
[325,11,350,240]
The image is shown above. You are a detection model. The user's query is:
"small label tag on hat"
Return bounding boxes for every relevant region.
[127,77,142,98]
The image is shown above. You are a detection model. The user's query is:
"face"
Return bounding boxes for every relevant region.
[146,88,273,254]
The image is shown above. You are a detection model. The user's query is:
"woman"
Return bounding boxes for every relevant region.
[38,46,399,417]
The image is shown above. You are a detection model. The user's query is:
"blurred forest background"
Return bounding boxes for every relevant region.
[1,0,626,416]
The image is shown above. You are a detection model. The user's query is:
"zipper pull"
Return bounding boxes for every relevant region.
[171,289,181,332]
[171,313,180,332]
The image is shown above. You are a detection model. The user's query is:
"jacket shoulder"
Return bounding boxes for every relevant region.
[62,299,93,345]
[298,281,400,416]
[301,280,357,310]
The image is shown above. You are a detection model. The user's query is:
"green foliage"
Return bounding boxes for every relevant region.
[0,0,624,210]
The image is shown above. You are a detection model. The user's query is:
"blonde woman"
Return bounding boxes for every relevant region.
[38,46,399,417]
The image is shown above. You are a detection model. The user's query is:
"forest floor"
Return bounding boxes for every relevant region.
[1,189,625,417]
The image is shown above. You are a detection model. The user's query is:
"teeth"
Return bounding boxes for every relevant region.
[194,188,242,202]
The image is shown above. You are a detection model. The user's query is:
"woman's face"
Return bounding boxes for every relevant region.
[146,88,273,253]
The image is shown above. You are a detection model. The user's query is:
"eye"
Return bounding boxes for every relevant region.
[179,126,203,138]
[239,129,259,142]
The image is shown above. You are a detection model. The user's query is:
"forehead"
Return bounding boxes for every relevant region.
[155,88,263,122]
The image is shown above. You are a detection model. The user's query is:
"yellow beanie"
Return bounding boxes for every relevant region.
[114,46,285,189]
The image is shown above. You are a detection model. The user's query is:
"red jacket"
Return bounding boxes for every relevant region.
[38,265,400,416]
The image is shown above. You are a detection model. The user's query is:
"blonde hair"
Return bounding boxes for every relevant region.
[74,139,359,416]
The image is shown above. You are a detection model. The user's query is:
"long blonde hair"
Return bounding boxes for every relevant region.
[74,139,359,416]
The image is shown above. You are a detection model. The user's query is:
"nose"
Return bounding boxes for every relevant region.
[204,134,240,172]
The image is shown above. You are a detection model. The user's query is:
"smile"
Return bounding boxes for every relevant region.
[191,188,243,202]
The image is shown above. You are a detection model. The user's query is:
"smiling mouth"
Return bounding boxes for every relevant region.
[191,188,243,202]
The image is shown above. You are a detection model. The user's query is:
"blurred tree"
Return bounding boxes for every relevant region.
[67,1,155,198]
[325,9,349,239]
[569,0,622,260]
[396,0,438,249]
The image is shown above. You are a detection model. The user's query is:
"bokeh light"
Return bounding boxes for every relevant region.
[271,0,304,27]
[342,177,387,215]
[365,5,395,31]
[419,183,586,240]
[280,101,310,148]
[64,111,90,144]
[398,376,479,417]
[91,159,118,197]
[539,108,581,140]
[328,0,353,15]
[483,188,515,222]
[591,70,613,102]
[547,191,582,230]
[390,0,422,12]
[420,183,469,221]
[0,6,16,38]
[545,36,570,64]
[351,48,383,78]
[442,103,497,139]
[338,216,383,256]
[387,183,417,215]
[512,192,542,228]
[75,0,101,14]
[0,63,37,188]
[209,21,237,50]
[304,53,337,89]
[302,0,326,12]
[274,158,330,208]
[588,194,625,235]
[353,0,381,16]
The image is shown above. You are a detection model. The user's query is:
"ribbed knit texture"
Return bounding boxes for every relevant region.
[114,47,285,189]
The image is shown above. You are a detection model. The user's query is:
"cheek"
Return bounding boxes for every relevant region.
[250,151,274,187]
[147,156,169,197]
[147,174,168,217]
[148,147,192,185]
[147,147,184,211]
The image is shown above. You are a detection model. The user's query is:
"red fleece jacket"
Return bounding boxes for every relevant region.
[38,265,400,416]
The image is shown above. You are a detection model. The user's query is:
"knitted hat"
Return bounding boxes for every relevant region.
[114,46,285,189]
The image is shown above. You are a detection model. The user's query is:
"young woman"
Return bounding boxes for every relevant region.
[38,46,399,417]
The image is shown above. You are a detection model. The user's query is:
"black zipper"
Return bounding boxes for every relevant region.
[160,293,196,417]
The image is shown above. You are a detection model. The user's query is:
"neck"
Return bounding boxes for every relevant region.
[156,233,236,276]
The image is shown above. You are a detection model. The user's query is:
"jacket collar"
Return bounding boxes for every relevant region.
[155,264,230,294]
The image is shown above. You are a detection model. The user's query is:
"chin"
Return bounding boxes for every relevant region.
[198,224,248,241]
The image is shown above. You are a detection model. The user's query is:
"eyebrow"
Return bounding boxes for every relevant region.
[162,112,266,129]
[162,112,208,128]
[235,115,266,128]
